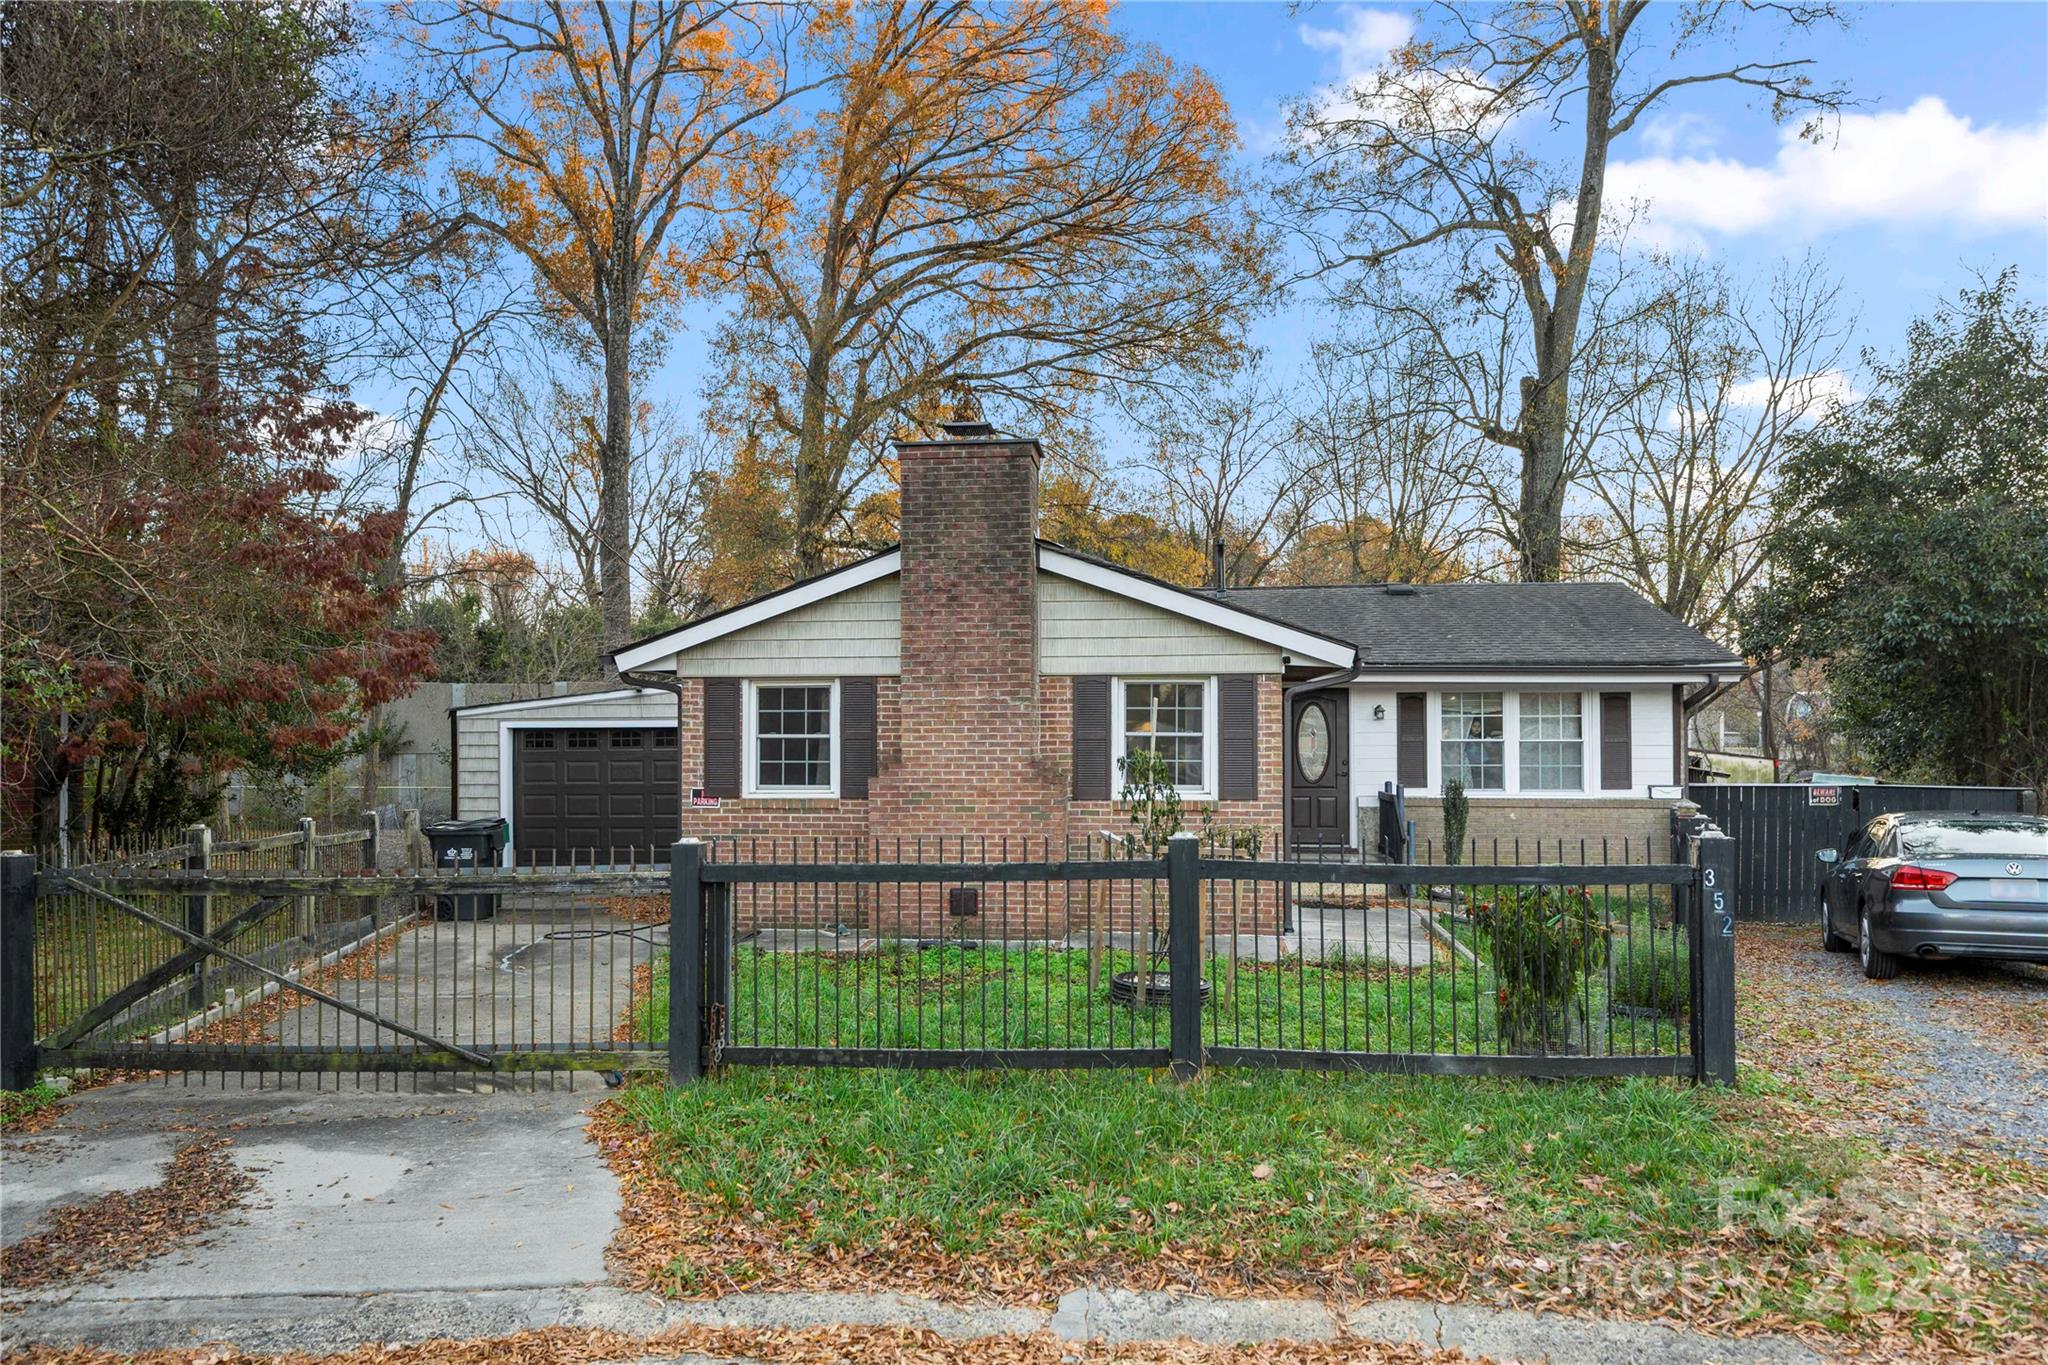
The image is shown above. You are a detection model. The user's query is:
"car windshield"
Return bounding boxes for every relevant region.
[1896,819,2048,859]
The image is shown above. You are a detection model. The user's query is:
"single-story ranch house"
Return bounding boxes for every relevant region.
[449,424,1742,867]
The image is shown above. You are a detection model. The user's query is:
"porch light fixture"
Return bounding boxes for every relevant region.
[1372,704,1385,721]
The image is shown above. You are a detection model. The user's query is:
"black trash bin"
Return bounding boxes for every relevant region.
[424,817,508,921]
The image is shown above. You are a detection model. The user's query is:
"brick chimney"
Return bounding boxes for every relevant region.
[867,424,1068,850]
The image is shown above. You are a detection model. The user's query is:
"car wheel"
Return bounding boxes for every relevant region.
[1859,908,1901,980]
[1821,898,1851,952]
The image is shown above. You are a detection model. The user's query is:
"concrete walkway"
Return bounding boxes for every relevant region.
[5,1080,1818,1364]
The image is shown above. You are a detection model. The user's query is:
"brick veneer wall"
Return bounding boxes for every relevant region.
[1398,796,1675,865]
[865,437,1070,855]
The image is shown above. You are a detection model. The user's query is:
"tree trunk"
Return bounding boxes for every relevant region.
[1512,29,1617,583]
[598,307,636,659]
[793,354,837,580]
[1517,378,1571,581]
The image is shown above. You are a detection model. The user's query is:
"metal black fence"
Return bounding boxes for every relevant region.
[668,833,1736,1084]
[3,828,1738,1089]
[1686,782,2037,921]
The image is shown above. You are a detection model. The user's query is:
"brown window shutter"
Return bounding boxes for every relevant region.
[839,677,877,799]
[1072,676,1110,801]
[1217,675,1258,800]
[702,678,741,798]
[1600,692,1632,790]
[1396,693,1427,788]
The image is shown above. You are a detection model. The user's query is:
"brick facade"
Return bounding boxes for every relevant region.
[668,433,1288,935]
[865,438,1070,852]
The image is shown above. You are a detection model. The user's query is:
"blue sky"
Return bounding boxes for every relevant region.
[1121,0,2048,367]
[391,3,2048,565]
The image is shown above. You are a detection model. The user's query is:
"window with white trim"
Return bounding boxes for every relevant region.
[1121,680,1208,793]
[1518,691,1584,791]
[752,683,833,793]
[1440,691,1504,791]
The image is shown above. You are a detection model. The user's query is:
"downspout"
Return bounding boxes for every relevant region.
[619,664,690,844]
[1680,666,1750,784]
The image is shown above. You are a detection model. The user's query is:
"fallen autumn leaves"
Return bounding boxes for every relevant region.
[2,1135,254,1291]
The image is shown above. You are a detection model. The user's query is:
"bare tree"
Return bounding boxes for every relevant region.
[1280,331,1492,584]
[1122,356,1314,587]
[719,0,1266,577]
[1577,255,1850,637]
[1278,1,1849,581]
[417,0,816,647]
[463,366,713,620]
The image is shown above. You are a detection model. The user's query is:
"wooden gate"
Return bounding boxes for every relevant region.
[1685,783,2037,922]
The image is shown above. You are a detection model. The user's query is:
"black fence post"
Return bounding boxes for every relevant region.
[1,852,38,1091]
[669,838,705,1084]
[185,823,210,1013]
[1689,827,1738,1087]
[1166,833,1202,1081]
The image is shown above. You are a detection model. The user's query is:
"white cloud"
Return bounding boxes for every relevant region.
[1726,369,1861,414]
[1607,97,2048,243]
[1299,7,1414,86]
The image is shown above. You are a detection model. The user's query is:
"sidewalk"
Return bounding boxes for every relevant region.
[5,1079,1819,1364]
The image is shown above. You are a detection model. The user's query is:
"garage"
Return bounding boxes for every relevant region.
[510,726,680,865]
[448,688,682,865]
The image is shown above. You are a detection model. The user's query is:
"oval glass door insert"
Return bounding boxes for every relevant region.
[1296,704,1331,782]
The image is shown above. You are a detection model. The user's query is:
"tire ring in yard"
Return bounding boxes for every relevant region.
[1108,969,1212,1009]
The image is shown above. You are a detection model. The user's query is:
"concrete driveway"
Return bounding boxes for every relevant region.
[2,1075,625,1354]
[268,901,663,1052]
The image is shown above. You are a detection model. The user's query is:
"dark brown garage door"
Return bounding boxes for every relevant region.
[511,727,681,865]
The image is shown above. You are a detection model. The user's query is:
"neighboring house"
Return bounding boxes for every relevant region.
[450,424,1742,868]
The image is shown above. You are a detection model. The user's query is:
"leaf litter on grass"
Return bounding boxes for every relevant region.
[8,1323,1468,1365]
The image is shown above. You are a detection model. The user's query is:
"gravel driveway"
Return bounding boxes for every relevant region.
[1744,927,2048,1165]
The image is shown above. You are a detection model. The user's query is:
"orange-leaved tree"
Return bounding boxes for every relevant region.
[419,0,822,649]
[718,0,1267,578]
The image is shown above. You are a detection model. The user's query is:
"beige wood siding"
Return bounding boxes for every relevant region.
[1037,575,1286,674]
[668,577,901,678]
[455,692,678,820]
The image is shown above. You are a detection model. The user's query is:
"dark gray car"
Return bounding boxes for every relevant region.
[1817,812,2048,979]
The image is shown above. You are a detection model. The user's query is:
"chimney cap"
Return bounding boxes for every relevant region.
[937,419,999,439]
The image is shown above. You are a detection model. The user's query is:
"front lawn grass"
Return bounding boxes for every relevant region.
[641,937,1689,1058]
[610,1066,1837,1300]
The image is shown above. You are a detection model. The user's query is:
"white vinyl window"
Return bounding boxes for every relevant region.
[1440,691,1505,791]
[1120,679,1210,796]
[1518,692,1584,791]
[746,682,836,796]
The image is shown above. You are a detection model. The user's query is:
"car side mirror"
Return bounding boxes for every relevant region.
[1816,848,1838,865]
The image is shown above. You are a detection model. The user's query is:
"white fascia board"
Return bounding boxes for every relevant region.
[1346,669,1738,685]
[1037,548,1355,667]
[451,687,654,716]
[613,551,902,673]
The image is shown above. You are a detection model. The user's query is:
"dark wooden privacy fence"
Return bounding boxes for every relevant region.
[1686,783,2037,922]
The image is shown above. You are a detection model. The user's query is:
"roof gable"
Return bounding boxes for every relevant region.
[609,543,1358,673]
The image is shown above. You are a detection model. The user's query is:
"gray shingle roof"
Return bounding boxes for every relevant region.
[1199,582,1741,670]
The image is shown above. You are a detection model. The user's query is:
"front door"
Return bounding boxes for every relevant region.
[1289,690,1350,851]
